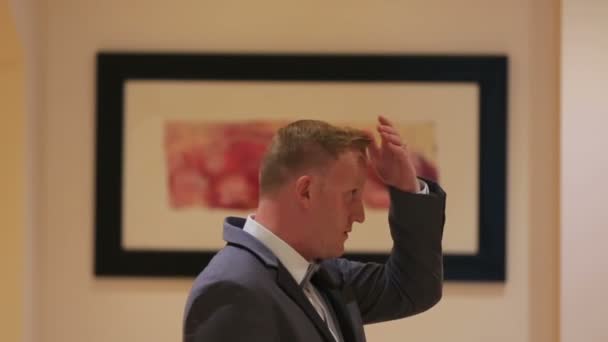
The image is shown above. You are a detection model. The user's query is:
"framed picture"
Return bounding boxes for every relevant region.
[95,52,507,281]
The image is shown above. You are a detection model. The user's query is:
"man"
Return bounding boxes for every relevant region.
[183,116,446,342]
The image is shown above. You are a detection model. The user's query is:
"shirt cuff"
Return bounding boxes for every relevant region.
[417,180,430,195]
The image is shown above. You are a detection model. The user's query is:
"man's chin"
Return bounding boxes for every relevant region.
[332,246,346,259]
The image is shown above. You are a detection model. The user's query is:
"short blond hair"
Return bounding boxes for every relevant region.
[259,120,371,195]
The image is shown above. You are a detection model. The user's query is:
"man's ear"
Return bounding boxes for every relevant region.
[294,175,312,209]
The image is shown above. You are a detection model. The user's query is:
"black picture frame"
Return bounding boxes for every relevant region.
[95,52,507,281]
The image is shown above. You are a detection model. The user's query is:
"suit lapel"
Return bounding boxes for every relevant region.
[276,264,336,342]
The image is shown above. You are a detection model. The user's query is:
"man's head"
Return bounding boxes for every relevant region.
[255,120,372,261]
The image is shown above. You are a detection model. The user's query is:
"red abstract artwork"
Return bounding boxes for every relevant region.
[165,121,438,211]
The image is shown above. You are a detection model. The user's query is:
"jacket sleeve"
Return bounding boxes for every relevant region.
[184,281,279,342]
[332,179,446,324]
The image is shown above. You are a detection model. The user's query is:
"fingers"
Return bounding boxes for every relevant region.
[378,125,402,142]
[378,115,395,127]
[370,115,406,156]
[377,123,399,136]
[379,131,403,147]
[387,140,407,155]
[377,119,403,148]
[377,116,400,137]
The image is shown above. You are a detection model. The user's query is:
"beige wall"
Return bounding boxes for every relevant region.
[33,0,559,341]
[0,2,25,342]
[561,1,608,341]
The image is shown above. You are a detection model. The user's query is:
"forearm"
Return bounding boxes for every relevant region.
[350,181,445,324]
[384,182,445,314]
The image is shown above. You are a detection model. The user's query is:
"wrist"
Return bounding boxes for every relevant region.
[394,179,421,193]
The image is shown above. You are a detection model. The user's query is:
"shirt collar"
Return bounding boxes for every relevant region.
[243,215,315,285]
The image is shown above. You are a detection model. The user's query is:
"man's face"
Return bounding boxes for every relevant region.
[309,150,368,260]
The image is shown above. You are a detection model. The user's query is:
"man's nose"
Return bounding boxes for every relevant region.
[352,200,365,223]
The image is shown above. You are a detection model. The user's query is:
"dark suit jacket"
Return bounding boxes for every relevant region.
[184,181,446,342]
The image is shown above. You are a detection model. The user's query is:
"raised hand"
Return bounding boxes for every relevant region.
[366,115,420,193]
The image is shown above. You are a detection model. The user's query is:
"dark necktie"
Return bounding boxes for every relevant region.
[310,266,345,342]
